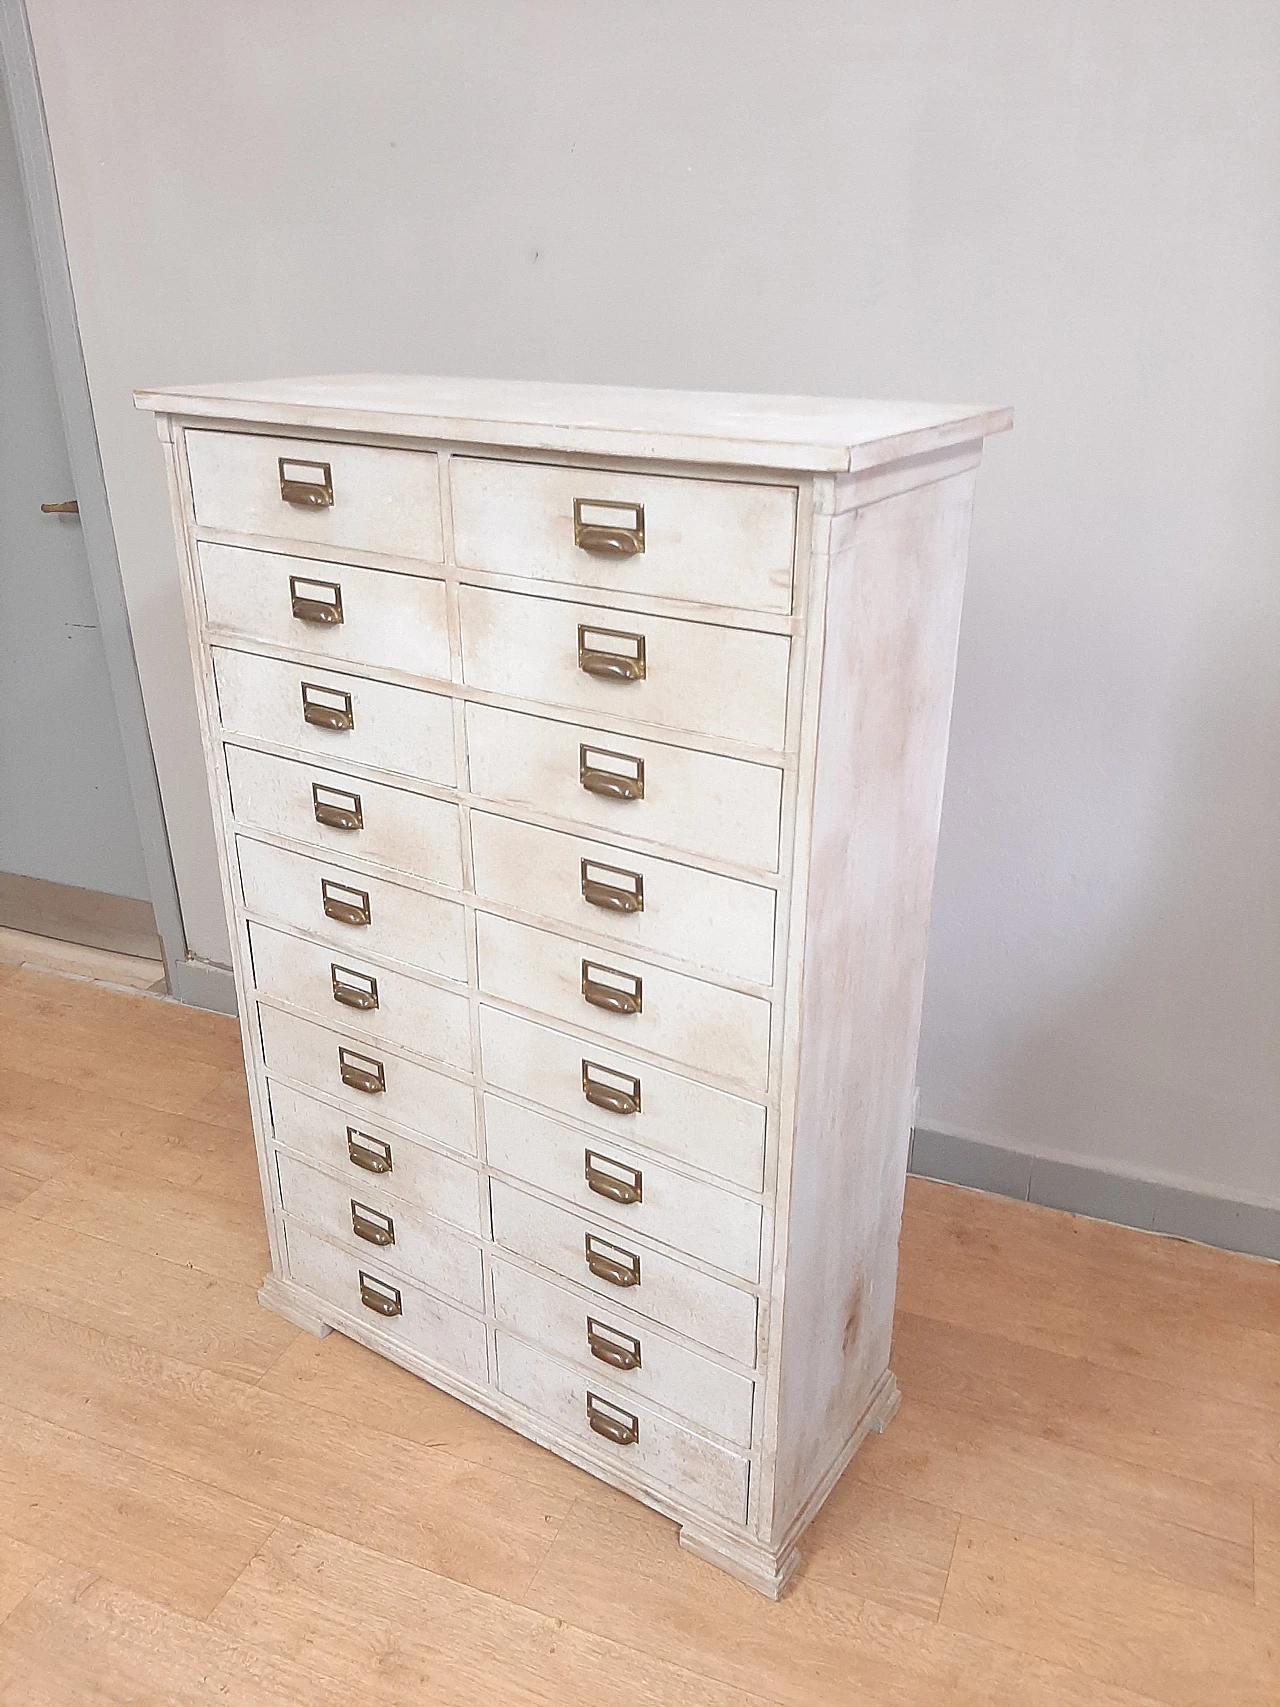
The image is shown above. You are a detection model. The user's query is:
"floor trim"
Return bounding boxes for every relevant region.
[910,1126,1280,1262]
[169,956,238,1016]
[0,870,162,959]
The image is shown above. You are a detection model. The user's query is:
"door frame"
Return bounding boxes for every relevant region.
[0,1,225,1008]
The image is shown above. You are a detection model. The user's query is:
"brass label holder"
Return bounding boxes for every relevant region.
[290,574,343,625]
[581,859,644,914]
[578,623,646,682]
[301,681,354,731]
[573,498,644,558]
[312,783,363,832]
[322,878,371,926]
[359,1270,402,1317]
[586,1392,640,1446]
[279,457,333,508]
[347,1127,393,1174]
[338,1045,385,1095]
[580,744,644,802]
[582,1059,640,1116]
[581,959,642,1015]
[587,1317,642,1371]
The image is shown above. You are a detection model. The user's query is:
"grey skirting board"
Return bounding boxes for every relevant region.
[909,1126,1280,1263]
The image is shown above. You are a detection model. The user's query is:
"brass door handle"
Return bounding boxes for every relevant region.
[347,1129,393,1174]
[573,499,644,558]
[301,683,354,731]
[351,1201,395,1247]
[587,1394,639,1445]
[339,1047,385,1095]
[279,456,333,508]
[581,960,642,1016]
[322,879,371,927]
[585,1150,642,1205]
[40,499,78,514]
[587,1319,642,1371]
[290,574,343,625]
[581,860,644,914]
[359,1272,401,1317]
[332,964,378,1012]
[585,1235,640,1288]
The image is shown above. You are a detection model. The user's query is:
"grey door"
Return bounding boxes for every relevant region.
[0,71,155,948]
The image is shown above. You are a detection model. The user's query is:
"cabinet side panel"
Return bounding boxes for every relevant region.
[769,466,977,1536]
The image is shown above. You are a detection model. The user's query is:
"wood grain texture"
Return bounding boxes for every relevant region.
[4,961,1277,1703]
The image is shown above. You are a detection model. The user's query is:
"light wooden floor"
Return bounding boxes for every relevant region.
[0,962,1276,1706]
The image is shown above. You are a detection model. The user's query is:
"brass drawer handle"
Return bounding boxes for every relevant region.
[332,963,378,1012]
[359,1270,401,1317]
[312,783,362,832]
[279,456,333,509]
[582,1060,640,1117]
[573,498,644,558]
[347,1128,393,1174]
[290,574,343,625]
[585,1233,640,1288]
[587,1317,641,1371]
[581,959,642,1016]
[578,624,646,683]
[351,1200,394,1247]
[301,681,354,732]
[581,860,643,915]
[339,1046,385,1095]
[322,878,370,927]
[580,745,643,802]
[585,1149,642,1205]
[586,1393,639,1446]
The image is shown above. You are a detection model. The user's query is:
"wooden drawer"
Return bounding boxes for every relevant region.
[451,456,794,614]
[269,1081,482,1233]
[258,1004,476,1155]
[470,812,775,987]
[236,836,467,983]
[284,1219,487,1385]
[465,704,783,872]
[199,543,450,681]
[489,1178,757,1364]
[276,1150,482,1309]
[484,1094,761,1282]
[476,912,770,1095]
[495,1334,749,1526]
[186,431,444,561]
[490,1260,754,1447]
[224,746,463,887]
[248,921,471,1071]
[458,585,789,749]
[213,649,455,786]
[479,1006,765,1191]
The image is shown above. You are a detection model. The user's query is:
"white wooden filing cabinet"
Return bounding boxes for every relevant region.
[138,376,1010,1595]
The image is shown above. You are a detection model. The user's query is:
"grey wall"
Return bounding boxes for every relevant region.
[26,1,1280,1208]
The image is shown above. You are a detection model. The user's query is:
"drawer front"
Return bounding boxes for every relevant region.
[489,1178,757,1364]
[484,1094,761,1282]
[495,1333,749,1526]
[236,836,467,983]
[476,912,770,1095]
[479,1007,765,1191]
[276,1150,482,1309]
[470,812,775,987]
[213,649,455,786]
[200,543,450,681]
[258,1004,476,1155]
[465,704,783,872]
[269,1081,482,1232]
[187,431,444,561]
[451,457,795,615]
[285,1219,487,1385]
[490,1260,754,1447]
[458,585,790,749]
[248,922,471,1071]
[225,746,463,888]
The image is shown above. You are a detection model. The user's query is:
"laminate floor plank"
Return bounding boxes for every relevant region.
[1255,1491,1280,1611]
[0,1164,45,1209]
[0,1209,298,1384]
[940,1517,1280,1707]
[0,1533,54,1626]
[0,1301,571,1602]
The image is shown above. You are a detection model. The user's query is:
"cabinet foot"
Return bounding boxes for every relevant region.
[677,1527,800,1600]
[259,1273,331,1338]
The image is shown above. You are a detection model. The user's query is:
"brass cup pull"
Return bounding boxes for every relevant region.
[313,784,363,832]
[332,964,379,1012]
[582,1061,641,1117]
[290,574,344,626]
[578,624,646,684]
[351,1201,395,1247]
[585,1234,640,1288]
[322,879,371,927]
[580,768,643,802]
[347,1128,393,1174]
[580,651,642,681]
[279,456,333,508]
[585,1149,642,1205]
[582,960,642,1016]
[301,682,354,732]
[587,1394,640,1446]
[339,1047,385,1095]
[573,498,645,558]
[587,1318,642,1371]
[359,1271,401,1317]
[581,860,644,915]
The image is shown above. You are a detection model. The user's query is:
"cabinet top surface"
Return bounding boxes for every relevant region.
[134,373,1012,474]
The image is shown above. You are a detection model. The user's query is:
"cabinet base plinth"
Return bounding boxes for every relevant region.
[677,1528,800,1600]
[259,1273,331,1338]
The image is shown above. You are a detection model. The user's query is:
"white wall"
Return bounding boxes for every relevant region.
[27,0,1280,1205]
